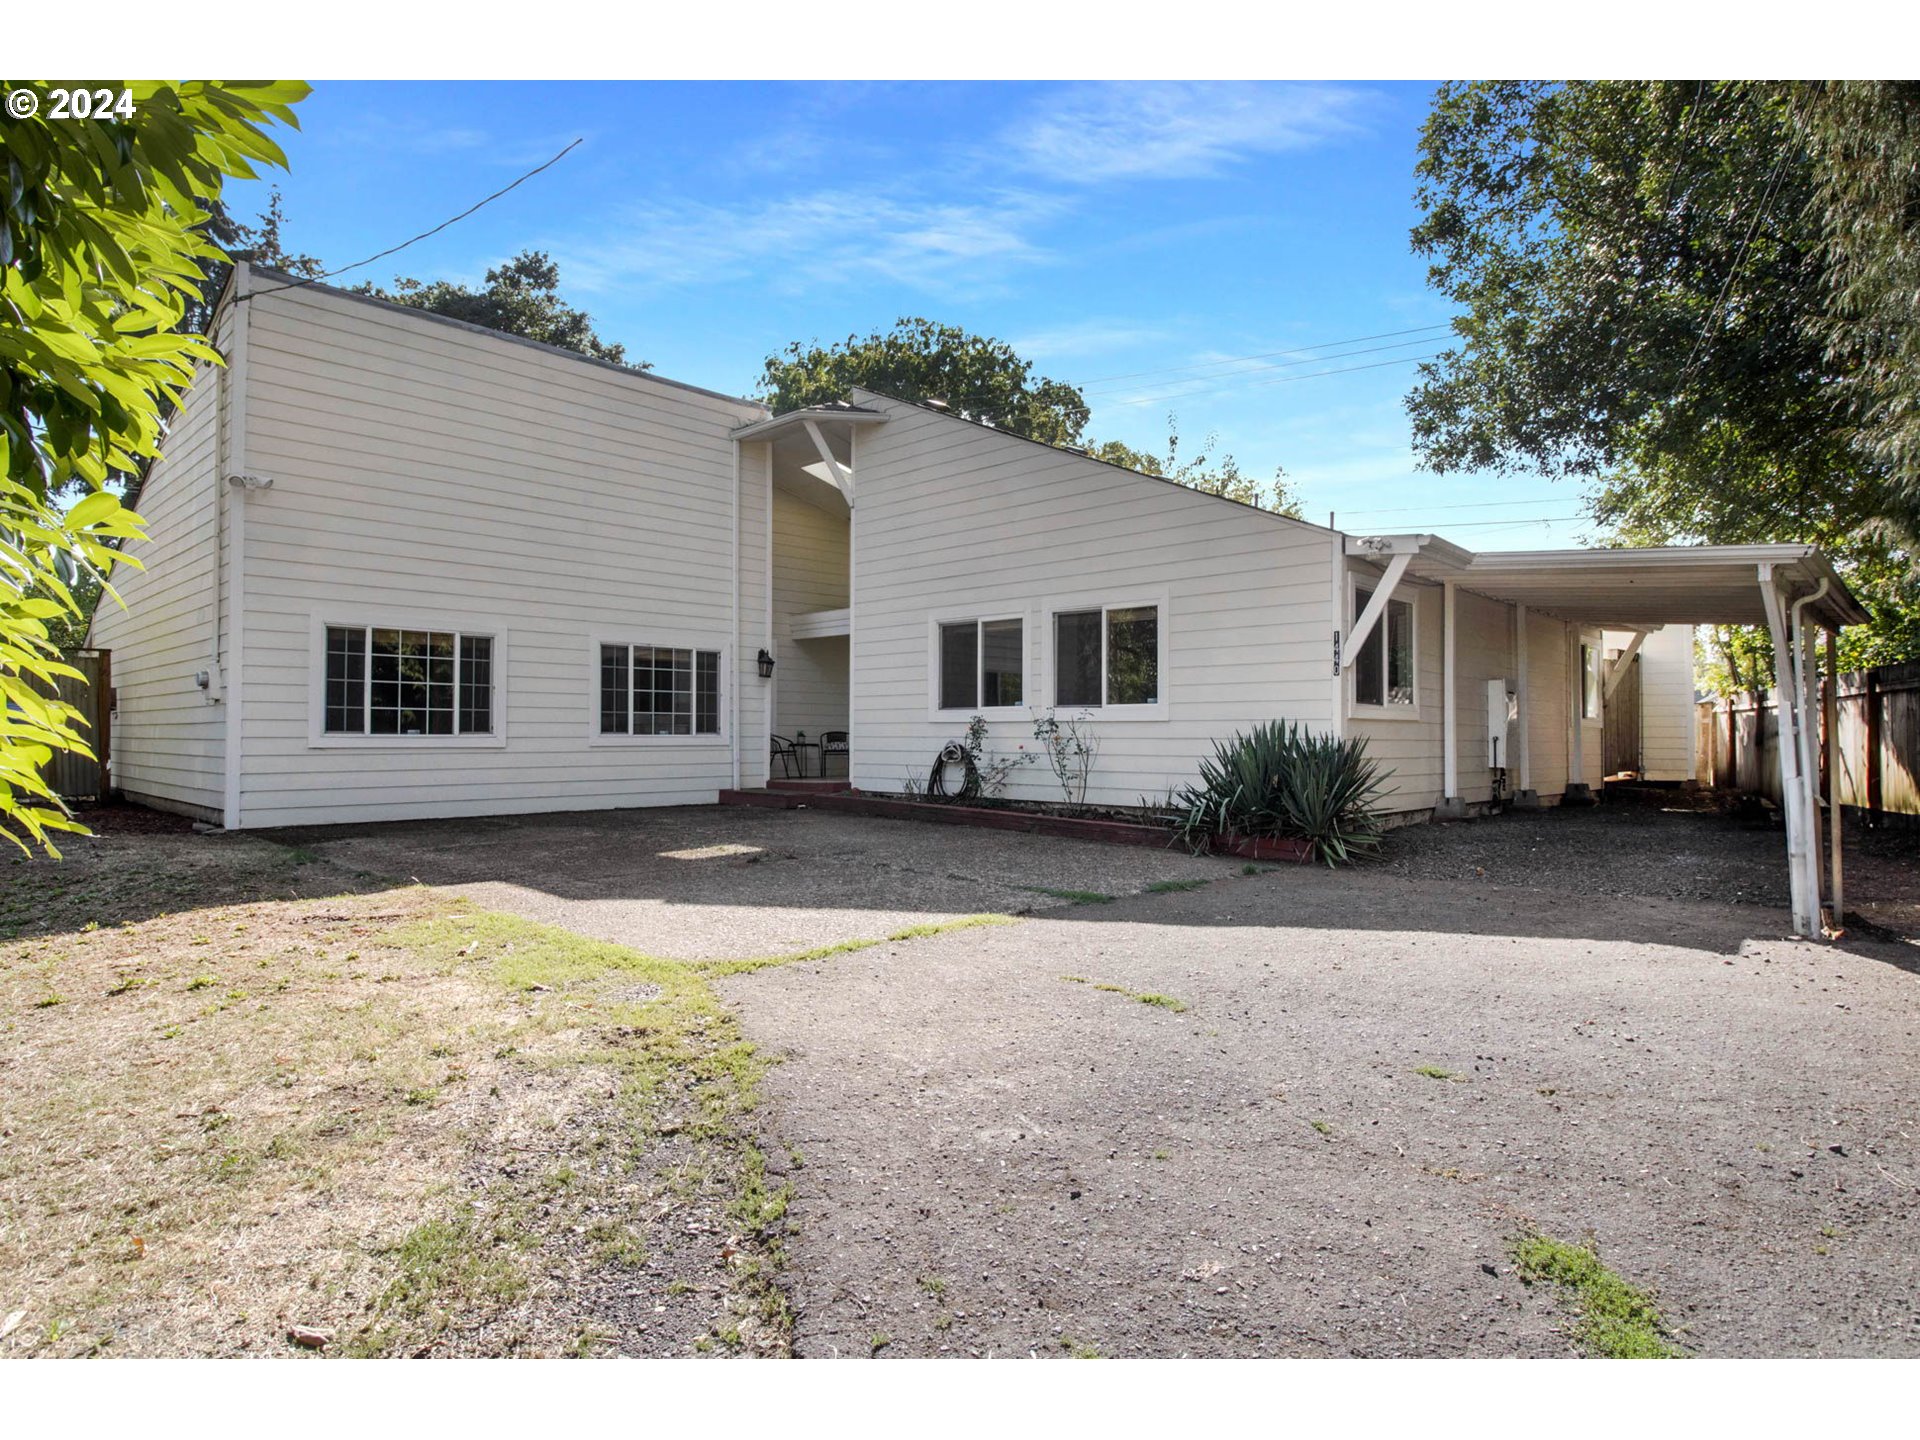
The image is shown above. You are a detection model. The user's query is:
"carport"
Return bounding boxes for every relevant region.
[1353,539,1870,938]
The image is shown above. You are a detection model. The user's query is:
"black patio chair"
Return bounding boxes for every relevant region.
[821,730,850,777]
[770,734,800,779]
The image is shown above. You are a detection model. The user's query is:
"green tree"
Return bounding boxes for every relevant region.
[1087,415,1303,517]
[364,250,638,367]
[2,80,308,852]
[760,317,1090,446]
[181,186,325,337]
[1408,80,1919,683]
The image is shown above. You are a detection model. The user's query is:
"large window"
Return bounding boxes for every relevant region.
[1580,642,1602,719]
[324,625,493,736]
[1053,604,1158,708]
[1352,587,1415,709]
[938,618,1024,711]
[600,643,720,736]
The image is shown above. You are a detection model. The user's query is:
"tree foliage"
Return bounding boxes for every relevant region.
[1,80,307,852]
[1087,415,1304,517]
[760,317,1090,447]
[363,250,638,367]
[1409,80,1920,684]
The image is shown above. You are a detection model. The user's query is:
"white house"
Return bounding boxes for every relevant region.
[92,266,1863,931]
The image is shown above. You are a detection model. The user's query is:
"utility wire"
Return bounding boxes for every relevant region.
[1082,333,1449,401]
[1338,496,1581,517]
[1077,321,1454,388]
[245,138,585,299]
[1104,351,1445,407]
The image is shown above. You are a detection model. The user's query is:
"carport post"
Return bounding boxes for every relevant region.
[1826,628,1844,921]
[1759,567,1818,937]
[1514,603,1534,800]
[1438,579,1462,817]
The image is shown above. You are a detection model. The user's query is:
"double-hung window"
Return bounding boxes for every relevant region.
[1053,604,1158,708]
[937,618,1024,711]
[1352,587,1415,710]
[600,643,721,736]
[324,625,494,736]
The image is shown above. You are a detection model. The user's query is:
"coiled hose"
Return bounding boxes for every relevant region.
[925,740,980,802]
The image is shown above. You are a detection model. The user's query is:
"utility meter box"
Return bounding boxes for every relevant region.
[1487,679,1517,768]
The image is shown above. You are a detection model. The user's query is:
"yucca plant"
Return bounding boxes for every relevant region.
[1169,721,1390,866]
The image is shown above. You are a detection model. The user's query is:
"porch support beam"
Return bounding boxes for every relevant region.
[1437,578,1463,818]
[1603,627,1656,699]
[1339,550,1412,671]
[801,418,854,505]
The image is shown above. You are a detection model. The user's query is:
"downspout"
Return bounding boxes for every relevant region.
[221,262,252,830]
[1789,578,1831,925]
[847,427,858,790]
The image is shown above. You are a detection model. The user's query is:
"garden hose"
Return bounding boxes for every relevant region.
[926,740,980,802]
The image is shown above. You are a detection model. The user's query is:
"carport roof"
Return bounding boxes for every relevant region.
[1363,538,1869,631]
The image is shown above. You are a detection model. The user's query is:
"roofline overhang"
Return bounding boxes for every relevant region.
[730,407,889,442]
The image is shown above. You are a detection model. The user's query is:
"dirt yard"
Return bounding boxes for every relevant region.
[3,799,1916,1358]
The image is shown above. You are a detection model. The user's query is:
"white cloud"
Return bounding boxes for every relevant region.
[1003,82,1369,184]
[557,186,1066,297]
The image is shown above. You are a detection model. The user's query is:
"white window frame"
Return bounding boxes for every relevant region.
[307,610,509,750]
[927,612,1029,720]
[1041,594,1169,722]
[1580,639,1603,721]
[1346,573,1421,721]
[587,632,730,746]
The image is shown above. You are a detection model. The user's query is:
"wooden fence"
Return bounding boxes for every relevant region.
[1696,659,1920,822]
[29,649,111,802]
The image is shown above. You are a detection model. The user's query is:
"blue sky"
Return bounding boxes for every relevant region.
[230,80,1593,546]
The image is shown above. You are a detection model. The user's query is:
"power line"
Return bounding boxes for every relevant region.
[1104,351,1446,407]
[246,138,585,299]
[1082,333,1450,401]
[1338,496,1580,517]
[1078,322,1453,389]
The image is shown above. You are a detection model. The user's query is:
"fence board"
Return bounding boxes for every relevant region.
[1698,659,1920,821]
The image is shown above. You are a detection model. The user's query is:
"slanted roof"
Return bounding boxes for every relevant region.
[1374,537,1868,630]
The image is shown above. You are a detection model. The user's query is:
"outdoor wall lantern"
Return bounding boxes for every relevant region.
[757,649,776,679]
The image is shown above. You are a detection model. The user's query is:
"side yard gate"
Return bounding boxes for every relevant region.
[33,649,111,803]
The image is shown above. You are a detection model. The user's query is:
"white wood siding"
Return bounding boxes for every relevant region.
[847,390,1339,808]
[1608,623,1696,781]
[87,333,228,820]
[1342,574,1522,813]
[232,284,763,827]
[771,487,850,743]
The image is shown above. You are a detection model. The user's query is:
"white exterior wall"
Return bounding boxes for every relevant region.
[847,391,1339,809]
[1606,624,1697,782]
[771,487,850,743]
[1342,573,1522,813]
[230,283,763,827]
[87,319,231,821]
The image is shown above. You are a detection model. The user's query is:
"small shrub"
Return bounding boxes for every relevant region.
[1031,709,1099,811]
[1168,720,1389,866]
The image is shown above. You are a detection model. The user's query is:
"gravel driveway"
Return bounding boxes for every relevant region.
[716,811,1920,1358]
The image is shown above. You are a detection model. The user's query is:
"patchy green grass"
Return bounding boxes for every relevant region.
[1511,1232,1682,1359]
[1061,975,1190,1013]
[1145,878,1211,895]
[699,914,1019,977]
[1309,1119,1333,1137]
[1021,886,1115,906]
[1413,1065,1459,1081]
[1060,1334,1104,1358]
[345,1205,529,1357]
